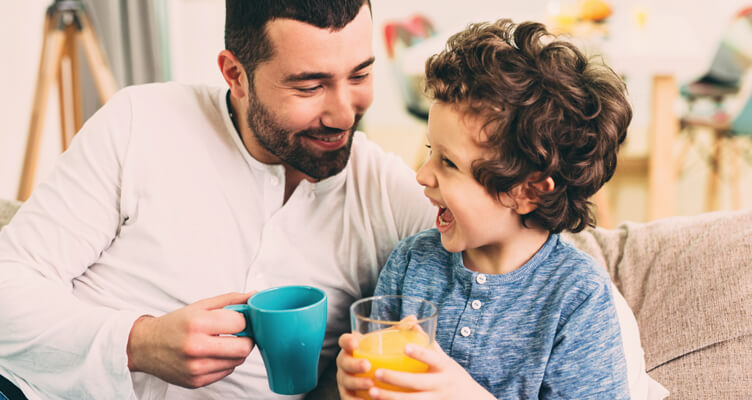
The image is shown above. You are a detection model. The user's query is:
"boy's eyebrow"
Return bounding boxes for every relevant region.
[436,144,460,161]
[282,57,376,84]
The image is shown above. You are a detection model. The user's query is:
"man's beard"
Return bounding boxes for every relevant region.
[246,89,362,180]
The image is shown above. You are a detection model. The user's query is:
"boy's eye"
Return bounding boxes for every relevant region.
[441,157,457,169]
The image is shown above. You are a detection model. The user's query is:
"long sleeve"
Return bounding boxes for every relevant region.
[539,281,630,399]
[0,89,143,399]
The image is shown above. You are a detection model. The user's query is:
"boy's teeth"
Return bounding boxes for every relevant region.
[438,214,449,226]
[438,207,454,226]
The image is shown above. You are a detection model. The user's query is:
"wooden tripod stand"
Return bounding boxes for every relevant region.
[17,0,117,201]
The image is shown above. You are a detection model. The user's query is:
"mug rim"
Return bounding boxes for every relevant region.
[249,285,327,313]
[350,294,438,325]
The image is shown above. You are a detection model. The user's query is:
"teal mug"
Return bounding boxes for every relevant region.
[225,285,327,395]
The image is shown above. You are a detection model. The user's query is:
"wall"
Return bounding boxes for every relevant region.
[1,0,749,222]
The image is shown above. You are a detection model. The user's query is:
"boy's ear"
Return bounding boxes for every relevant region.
[514,173,555,215]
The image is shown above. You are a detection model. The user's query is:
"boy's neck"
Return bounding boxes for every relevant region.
[462,228,550,275]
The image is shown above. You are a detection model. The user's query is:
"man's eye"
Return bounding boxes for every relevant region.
[296,85,322,93]
[351,73,370,82]
[425,144,432,155]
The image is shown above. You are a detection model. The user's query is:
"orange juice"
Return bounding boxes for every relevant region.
[352,327,431,399]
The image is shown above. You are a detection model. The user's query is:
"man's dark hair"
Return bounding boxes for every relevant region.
[425,19,632,233]
[225,0,371,79]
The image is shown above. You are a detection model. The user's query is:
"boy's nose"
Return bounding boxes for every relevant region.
[416,160,436,187]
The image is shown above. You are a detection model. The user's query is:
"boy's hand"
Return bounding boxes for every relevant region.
[336,333,374,399]
[365,341,495,400]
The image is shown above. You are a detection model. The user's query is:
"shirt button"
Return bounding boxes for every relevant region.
[471,300,482,310]
[460,326,471,337]
[270,176,280,186]
[476,274,487,284]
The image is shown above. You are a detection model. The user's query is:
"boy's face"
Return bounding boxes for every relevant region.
[417,102,523,254]
[240,4,375,180]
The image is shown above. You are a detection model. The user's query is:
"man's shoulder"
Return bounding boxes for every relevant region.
[117,82,222,107]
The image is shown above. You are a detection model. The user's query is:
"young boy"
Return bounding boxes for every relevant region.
[336,19,633,399]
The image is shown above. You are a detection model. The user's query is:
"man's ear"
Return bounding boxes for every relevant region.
[514,173,555,215]
[217,49,247,99]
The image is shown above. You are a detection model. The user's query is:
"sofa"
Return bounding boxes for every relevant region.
[1,198,750,399]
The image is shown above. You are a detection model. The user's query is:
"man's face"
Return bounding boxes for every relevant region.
[243,4,374,180]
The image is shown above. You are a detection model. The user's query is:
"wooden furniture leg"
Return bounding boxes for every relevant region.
[17,13,67,201]
[648,75,679,221]
[17,3,117,201]
[706,131,722,211]
[730,137,741,210]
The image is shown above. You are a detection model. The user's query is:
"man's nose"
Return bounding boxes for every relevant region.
[321,86,356,130]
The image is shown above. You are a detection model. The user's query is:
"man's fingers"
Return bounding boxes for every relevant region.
[203,308,248,335]
[194,291,255,310]
[186,356,247,376]
[185,335,254,358]
[186,367,236,389]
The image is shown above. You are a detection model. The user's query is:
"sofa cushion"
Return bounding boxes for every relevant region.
[563,209,752,398]
[0,199,21,229]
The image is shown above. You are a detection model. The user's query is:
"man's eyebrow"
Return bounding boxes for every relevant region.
[282,57,376,84]
[351,57,376,73]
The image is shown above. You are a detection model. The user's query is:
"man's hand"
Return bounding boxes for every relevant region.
[362,341,495,400]
[126,292,255,388]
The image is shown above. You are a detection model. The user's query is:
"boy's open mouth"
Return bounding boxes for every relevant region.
[437,206,455,227]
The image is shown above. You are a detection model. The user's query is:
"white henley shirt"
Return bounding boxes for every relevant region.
[0,82,435,399]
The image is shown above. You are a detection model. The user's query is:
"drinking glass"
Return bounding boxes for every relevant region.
[350,295,438,398]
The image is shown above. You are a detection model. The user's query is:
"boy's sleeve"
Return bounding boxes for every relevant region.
[539,281,630,400]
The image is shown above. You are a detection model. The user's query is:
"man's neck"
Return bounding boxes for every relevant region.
[227,90,311,203]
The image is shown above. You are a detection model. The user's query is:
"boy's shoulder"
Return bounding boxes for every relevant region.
[388,228,450,266]
[396,228,444,252]
[548,236,612,287]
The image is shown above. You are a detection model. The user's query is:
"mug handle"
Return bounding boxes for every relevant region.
[224,304,253,338]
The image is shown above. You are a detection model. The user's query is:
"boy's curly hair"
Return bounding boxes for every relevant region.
[424,19,632,233]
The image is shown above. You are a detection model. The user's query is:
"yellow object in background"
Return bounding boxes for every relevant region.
[353,328,431,399]
[579,0,612,22]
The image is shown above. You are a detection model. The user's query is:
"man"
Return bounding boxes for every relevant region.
[0,1,434,399]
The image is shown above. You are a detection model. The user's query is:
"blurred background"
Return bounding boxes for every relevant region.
[2,0,751,227]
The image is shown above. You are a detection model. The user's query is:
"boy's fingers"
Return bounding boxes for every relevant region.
[374,369,437,392]
[337,352,371,374]
[403,344,445,370]
[337,369,375,391]
[338,333,362,352]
